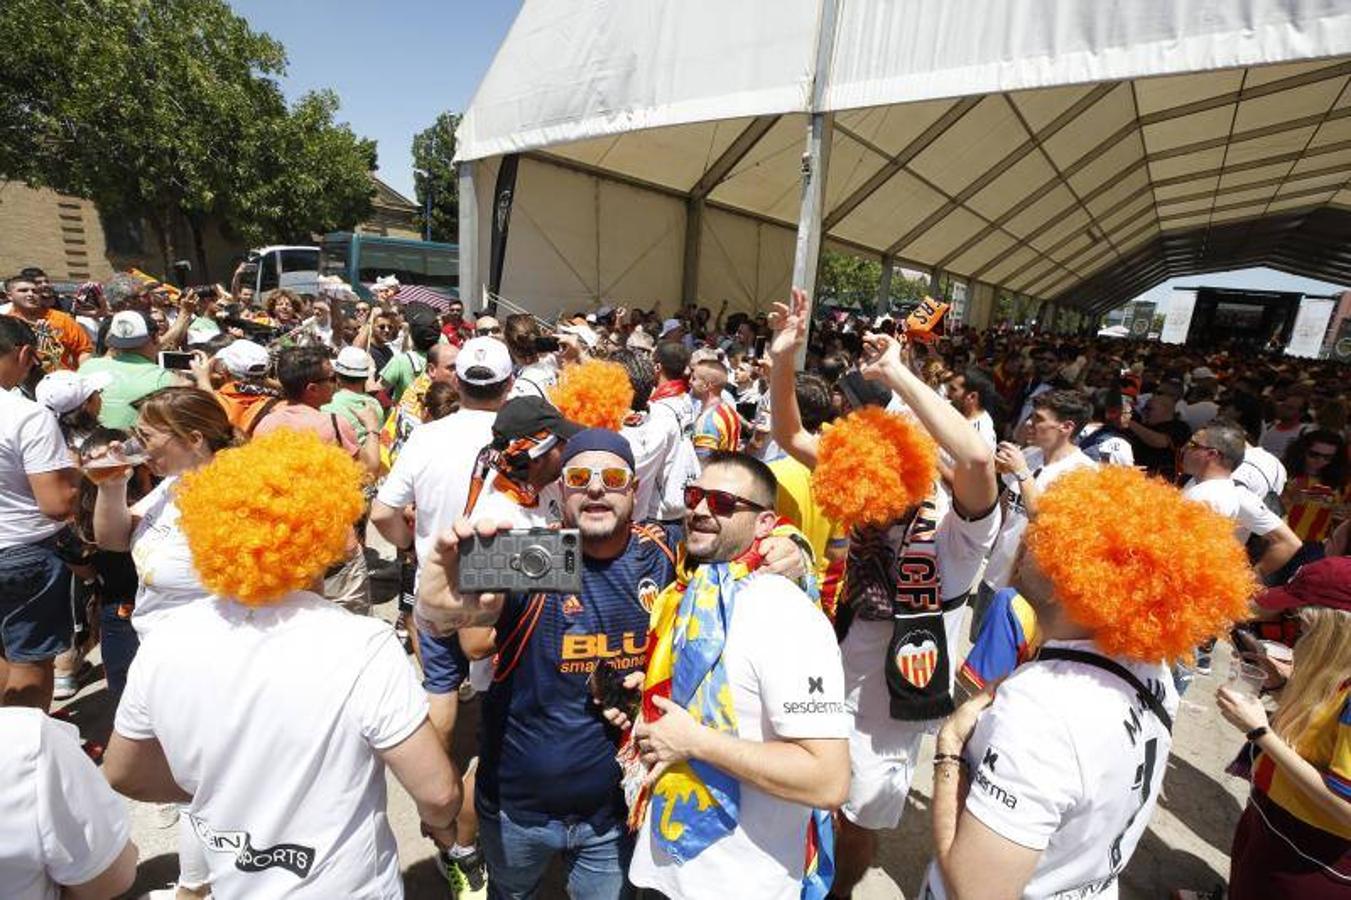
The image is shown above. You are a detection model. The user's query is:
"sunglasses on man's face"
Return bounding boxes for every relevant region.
[477,326,503,336]
[684,485,767,517]
[563,465,633,491]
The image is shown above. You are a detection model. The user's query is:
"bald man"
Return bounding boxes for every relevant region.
[690,360,742,461]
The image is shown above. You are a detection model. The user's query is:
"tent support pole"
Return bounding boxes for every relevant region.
[791,0,840,368]
[682,198,703,307]
[928,267,943,298]
[457,160,481,310]
[876,255,894,312]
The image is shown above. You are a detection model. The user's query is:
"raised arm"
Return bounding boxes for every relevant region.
[766,287,821,468]
[860,333,997,516]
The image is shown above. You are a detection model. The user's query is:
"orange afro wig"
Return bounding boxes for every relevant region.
[549,359,634,431]
[1024,466,1257,663]
[811,406,938,531]
[175,429,364,606]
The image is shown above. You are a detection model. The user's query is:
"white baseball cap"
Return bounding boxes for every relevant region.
[107,310,152,349]
[659,318,683,338]
[455,336,514,386]
[35,370,114,415]
[333,346,374,378]
[373,274,401,291]
[557,322,599,350]
[215,339,270,379]
[626,329,656,352]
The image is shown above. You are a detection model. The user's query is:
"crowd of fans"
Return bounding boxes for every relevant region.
[0,264,1347,900]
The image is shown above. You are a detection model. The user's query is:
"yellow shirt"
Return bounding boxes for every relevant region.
[1256,680,1351,840]
[769,455,845,582]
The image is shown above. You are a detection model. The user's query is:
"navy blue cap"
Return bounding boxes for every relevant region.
[559,428,636,471]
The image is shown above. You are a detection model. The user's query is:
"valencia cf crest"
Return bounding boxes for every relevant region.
[636,578,659,613]
[894,631,939,689]
[561,595,583,616]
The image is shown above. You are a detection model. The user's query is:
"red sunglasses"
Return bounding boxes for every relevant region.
[684,485,768,516]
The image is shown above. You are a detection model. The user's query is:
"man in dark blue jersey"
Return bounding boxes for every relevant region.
[417,430,812,900]
[419,428,675,898]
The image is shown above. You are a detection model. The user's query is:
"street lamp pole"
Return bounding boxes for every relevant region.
[413,167,432,242]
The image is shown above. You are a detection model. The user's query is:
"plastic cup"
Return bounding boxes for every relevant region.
[81,438,149,482]
[1226,660,1267,698]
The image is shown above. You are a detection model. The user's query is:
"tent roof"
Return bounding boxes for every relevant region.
[457,0,1351,312]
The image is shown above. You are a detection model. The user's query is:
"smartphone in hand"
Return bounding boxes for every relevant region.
[588,659,641,722]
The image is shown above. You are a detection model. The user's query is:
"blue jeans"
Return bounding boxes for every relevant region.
[0,539,74,663]
[99,602,139,700]
[478,806,633,900]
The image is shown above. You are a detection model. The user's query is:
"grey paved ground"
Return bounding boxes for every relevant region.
[59,535,1246,899]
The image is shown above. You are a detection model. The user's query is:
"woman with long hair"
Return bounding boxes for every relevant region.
[1283,429,1349,544]
[91,386,237,900]
[1216,558,1351,898]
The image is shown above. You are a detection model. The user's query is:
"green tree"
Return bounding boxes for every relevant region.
[816,250,931,313]
[411,111,461,242]
[0,0,375,277]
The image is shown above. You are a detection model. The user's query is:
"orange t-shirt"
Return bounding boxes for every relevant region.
[7,308,92,372]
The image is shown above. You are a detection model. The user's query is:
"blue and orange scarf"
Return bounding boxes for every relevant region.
[626,526,833,897]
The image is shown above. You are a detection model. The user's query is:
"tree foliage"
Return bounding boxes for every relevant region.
[817,250,929,314]
[0,0,375,273]
[411,111,461,242]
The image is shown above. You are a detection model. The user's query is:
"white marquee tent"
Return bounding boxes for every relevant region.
[454,0,1351,326]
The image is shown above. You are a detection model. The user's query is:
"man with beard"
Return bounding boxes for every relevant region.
[625,452,850,899]
[415,430,681,898]
[416,432,814,899]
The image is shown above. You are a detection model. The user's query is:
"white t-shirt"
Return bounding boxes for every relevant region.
[469,480,561,529]
[922,639,1177,900]
[1181,477,1283,543]
[115,592,427,898]
[621,405,683,522]
[0,390,72,549]
[1233,444,1288,500]
[1076,423,1135,467]
[0,708,130,900]
[983,447,1097,589]
[129,476,208,637]
[971,410,998,449]
[508,357,559,400]
[652,390,698,436]
[376,408,496,564]
[629,574,849,900]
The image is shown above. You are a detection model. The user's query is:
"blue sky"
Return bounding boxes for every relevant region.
[228,1,1345,307]
[228,0,521,200]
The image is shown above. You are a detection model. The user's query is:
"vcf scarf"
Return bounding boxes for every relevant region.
[842,495,951,722]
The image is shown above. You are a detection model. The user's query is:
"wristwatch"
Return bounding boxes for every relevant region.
[1246,725,1269,742]
[1012,469,1033,483]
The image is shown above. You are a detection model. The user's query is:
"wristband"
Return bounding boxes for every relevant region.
[1012,469,1032,483]
[933,752,967,768]
[1246,725,1269,742]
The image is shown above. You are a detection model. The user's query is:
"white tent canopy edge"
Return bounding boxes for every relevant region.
[455,0,1351,323]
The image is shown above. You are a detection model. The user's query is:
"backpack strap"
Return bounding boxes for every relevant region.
[1036,646,1173,733]
[243,395,283,437]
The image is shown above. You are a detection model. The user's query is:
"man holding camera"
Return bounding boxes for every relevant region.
[417,429,681,898]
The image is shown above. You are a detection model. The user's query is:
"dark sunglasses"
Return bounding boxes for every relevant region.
[477,326,502,336]
[684,485,767,516]
[1306,448,1336,460]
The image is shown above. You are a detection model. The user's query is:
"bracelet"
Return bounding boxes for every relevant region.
[1246,725,1270,742]
[933,752,967,768]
